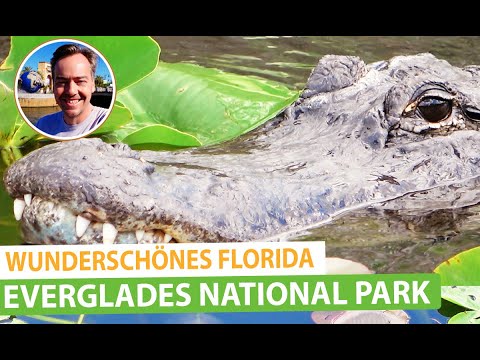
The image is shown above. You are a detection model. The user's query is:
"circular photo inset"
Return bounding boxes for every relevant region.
[14,38,116,141]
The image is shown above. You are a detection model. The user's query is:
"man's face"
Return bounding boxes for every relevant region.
[53,53,95,124]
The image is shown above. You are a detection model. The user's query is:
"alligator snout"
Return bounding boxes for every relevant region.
[4,138,181,244]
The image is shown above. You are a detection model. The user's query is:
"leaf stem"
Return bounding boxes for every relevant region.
[0,146,23,166]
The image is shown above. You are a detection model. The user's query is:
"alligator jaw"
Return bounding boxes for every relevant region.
[6,129,480,245]
[14,195,181,245]
[3,138,204,245]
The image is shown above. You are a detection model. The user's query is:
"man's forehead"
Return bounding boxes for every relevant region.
[55,54,91,69]
[55,75,90,79]
[54,54,93,77]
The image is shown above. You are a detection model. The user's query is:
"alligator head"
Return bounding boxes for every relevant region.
[4,53,480,245]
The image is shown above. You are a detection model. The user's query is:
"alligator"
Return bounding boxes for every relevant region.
[4,53,480,245]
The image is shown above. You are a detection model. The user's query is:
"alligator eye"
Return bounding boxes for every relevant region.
[463,105,480,122]
[417,97,452,123]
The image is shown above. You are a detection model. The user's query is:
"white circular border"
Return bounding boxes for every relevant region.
[14,38,116,141]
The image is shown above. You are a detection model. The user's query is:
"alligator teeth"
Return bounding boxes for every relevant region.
[143,231,155,243]
[13,199,26,221]
[76,215,91,238]
[24,194,32,206]
[102,223,118,244]
[12,195,184,244]
[135,229,145,242]
[154,230,165,243]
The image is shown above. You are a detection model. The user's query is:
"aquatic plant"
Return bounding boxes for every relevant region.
[434,246,480,324]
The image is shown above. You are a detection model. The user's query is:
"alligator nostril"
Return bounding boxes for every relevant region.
[144,165,155,175]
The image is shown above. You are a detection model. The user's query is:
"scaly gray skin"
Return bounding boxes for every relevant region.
[4,53,480,245]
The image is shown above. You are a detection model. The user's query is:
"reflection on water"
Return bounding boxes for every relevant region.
[2,36,480,324]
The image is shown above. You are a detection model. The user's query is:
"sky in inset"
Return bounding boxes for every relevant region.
[22,40,111,81]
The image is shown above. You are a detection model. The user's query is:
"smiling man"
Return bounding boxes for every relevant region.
[34,43,109,139]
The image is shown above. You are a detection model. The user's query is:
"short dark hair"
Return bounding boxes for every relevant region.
[51,43,98,80]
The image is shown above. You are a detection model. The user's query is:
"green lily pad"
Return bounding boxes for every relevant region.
[92,102,132,135]
[7,117,39,146]
[441,286,480,310]
[116,61,300,146]
[448,310,480,324]
[434,246,480,286]
[122,124,201,148]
